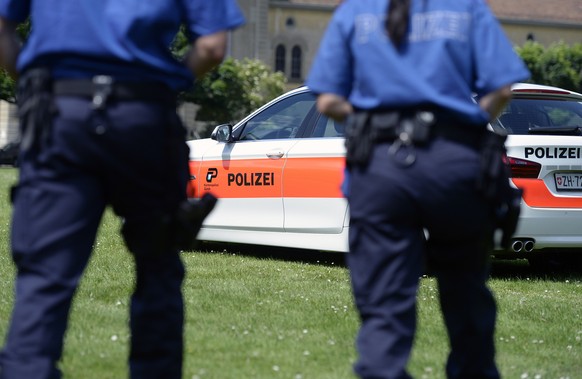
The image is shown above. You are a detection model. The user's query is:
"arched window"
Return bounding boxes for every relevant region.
[275,44,286,73]
[291,45,302,79]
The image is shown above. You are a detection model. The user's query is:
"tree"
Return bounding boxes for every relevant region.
[0,21,30,102]
[170,27,287,125]
[539,42,581,91]
[516,41,582,92]
[515,41,545,85]
[0,72,15,102]
[180,57,287,124]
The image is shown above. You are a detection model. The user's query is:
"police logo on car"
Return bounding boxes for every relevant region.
[206,168,218,182]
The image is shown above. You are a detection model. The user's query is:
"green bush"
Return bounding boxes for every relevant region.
[181,57,287,125]
[517,41,582,92]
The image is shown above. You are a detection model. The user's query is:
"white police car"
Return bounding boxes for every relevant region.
[490,83,582,265]
[186,83,582,265]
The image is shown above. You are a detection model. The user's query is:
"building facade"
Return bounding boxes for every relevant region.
[231,0,582,85]
[0,100,18,147]
[488,0,582,46]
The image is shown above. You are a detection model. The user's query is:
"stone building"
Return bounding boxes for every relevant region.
[488,0,582,46]
[230,0,582,85]
[0,101,17,147]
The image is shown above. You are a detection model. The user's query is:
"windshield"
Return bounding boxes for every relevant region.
[490,98,582,135]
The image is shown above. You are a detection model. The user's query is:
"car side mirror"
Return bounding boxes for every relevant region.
[211,124,234,143]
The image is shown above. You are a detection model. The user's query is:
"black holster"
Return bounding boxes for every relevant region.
[121,193,218,254]
[477,131,522,250]
[173,193,218,250]
[344,112,373,167]
[17,68,57,152]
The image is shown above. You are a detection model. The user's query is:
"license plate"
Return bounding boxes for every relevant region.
[555,173,582,190]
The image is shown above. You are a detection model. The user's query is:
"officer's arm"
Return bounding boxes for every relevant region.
[185,31,228,79]
[0,17,20,79]
[479,85,513,121]
[316,93,354,122]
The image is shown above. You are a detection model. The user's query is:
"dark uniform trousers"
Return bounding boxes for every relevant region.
[0,95,189,379]
[347,138,500,379]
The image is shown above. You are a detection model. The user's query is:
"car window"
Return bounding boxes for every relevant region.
[311,115,346,138]
[493,98,582,135]
[237,92,316,141]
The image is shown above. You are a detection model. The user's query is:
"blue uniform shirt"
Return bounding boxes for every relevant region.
[0,0,245,91]
[306,0,530,125]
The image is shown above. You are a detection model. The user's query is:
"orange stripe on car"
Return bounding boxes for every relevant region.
[188,157,345,199]
[283,157,344,198]
[512,178,582,208]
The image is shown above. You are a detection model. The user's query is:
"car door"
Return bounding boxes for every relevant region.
[283,113,349,235]
[194,91,316,232]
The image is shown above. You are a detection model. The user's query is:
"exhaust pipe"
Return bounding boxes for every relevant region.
[509,238,536,253]
[523,239,535,253]
[511,240,524,252]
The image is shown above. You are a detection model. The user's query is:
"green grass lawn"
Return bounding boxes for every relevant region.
[1,167,581,378]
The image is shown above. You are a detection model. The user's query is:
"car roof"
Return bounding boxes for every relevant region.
[302,83,582,101]
[511,83,582,101]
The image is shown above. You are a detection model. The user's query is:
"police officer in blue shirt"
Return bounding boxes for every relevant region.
[0,1,244,379]
[307,0,530,378]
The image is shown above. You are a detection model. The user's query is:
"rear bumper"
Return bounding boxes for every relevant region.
[494,203,582,255]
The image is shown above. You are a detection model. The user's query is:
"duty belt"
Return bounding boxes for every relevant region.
[53,76,177,109]
[346,108,488,167]
[368,111,486,151]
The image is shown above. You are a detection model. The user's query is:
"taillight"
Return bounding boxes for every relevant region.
[503,156,541,178]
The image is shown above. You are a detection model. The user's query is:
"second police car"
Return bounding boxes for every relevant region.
[186,83,582,266]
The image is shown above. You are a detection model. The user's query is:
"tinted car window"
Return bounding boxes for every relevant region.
[311,115,346,138]
[238,92,316,141]
[492,98,582,135]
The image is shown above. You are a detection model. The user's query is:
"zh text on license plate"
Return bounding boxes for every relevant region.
[555,173,582,190]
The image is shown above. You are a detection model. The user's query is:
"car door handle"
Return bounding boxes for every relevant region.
[266,151,285,159]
